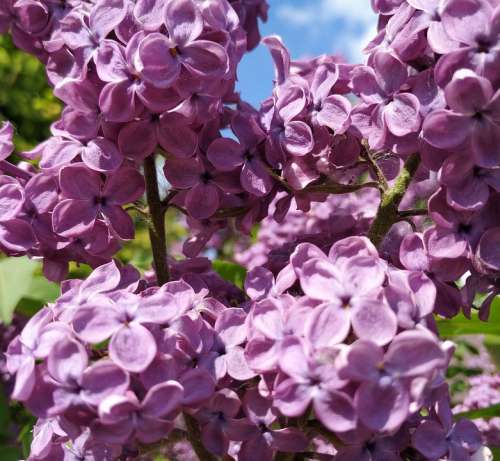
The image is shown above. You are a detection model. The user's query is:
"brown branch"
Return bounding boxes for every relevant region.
[144,155,170,285]
[398,208,428,219]
[361,145,389,191]
[303,181,379,195]
[183,413,218,461]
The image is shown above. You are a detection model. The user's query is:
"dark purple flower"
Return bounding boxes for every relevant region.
[52,163,144,239]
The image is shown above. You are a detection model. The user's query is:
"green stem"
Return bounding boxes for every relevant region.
[144,155,170,285]
[398,208,428,218]
[361,147,389,191]
[367,153,421,247]
[303,181,379,195]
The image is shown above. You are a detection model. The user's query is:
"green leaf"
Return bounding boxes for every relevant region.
[18,422,34,458]
[453,403,500,421]
[26,276,60,303]
[0,257,37,324]
[212,260,247,289]
[484,334,500,369]
[437,297,500,339]
[0,446,22,461]
[15,275,61,317]
[436,313,500,337]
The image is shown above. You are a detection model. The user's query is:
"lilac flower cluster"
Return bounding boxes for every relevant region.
[359,0,500,320]
[0,120,143,281]
[0,0,269,277]
[7,261,216,459]
[4,237,485,461]
[235,190,379,272]
[455,374,500,448]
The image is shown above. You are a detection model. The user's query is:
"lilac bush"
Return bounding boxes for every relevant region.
[0,0,499,459]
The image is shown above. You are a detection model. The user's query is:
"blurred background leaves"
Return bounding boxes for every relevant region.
[0,35,60,151]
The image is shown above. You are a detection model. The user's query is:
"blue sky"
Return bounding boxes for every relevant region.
[237,0,378,106]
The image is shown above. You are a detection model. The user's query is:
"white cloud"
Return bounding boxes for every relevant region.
[276,0,378,62]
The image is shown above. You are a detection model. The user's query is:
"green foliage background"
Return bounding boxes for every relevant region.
[0,36,60,151]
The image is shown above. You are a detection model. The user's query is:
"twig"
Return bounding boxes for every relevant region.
[168,203,189,216]
[367,153,421,247]
[266,167,294,192]
[183,413,218,461]
[361,144,389,191]
[398,209,428,219]
[303,181,379,195]
[144,155,170,285]
[161,189,178,207]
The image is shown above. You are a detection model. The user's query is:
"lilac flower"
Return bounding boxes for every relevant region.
[309,63,352,133]
[163,155,242,219]
[295,238,398,346]
[95,34,152,122]
[6,308,69,401]
[194,389,255,456]
[52,163,144,239]
[423,70,500,168]
[44,339,130,415]
[427,188,493,262]
[407,0,460,54]
[399,230,466,317]
[72,291,173,372]
[0,121,14,160]
[384,268,436,329]
[207,112,273,197]
[266,82,314,159]
[37,136,123,172]
[59,0,126,67]
[53,79,103,142]
[338,331,446,432]
[334,425,409,461]
[435,0,500,86]
[440,153,500,211]
[238,388,309,461]
[413,418,482,460]
[136,0,229,88]
[55,260,140,316]
[274,336,357,433]
[117,110,198,161]
[0,175,35,253]
[199,307,255,381]
[351,51,422,139]
[91,381,183,444]
[245,297,308,373]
